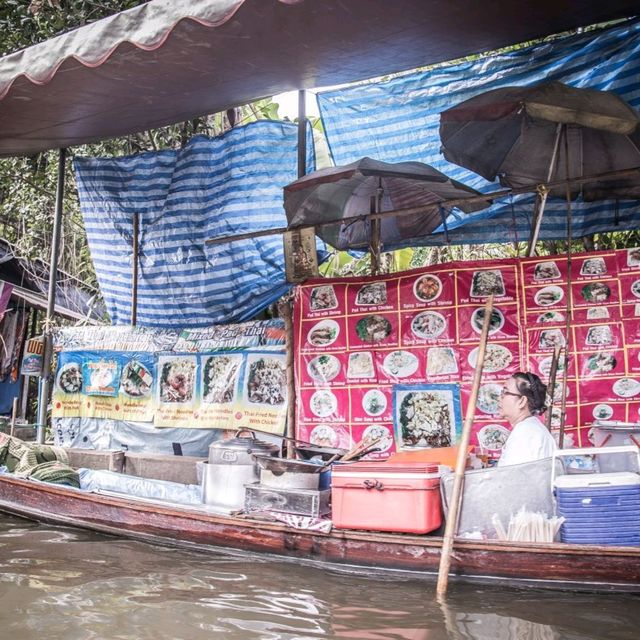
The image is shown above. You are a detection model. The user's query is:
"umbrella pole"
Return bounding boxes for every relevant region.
[370,181,383,275]
[559,127,574,449]
[526,123,564,257]
[437,295,494,597]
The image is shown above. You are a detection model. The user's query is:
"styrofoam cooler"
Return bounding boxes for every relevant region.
[331,462,442,534]
[553,446,640,546]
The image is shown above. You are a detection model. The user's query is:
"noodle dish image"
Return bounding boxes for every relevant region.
[159,358,196,403]
[202,355,241,404]
[310,285,338,311]
[355,282,387,306]
[471,270,505,297]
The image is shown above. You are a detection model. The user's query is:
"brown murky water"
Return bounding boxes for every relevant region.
[0,514,638,640]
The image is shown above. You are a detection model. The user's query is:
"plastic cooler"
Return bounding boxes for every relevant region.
[331,461,442,533]
[552,446,640,546]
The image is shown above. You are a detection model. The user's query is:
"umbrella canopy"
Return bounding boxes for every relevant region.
[439,81,640,200]
[284,157,489,250]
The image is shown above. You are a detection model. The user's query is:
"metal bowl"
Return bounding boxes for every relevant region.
[294,444,347,461]
[252,454,324,475]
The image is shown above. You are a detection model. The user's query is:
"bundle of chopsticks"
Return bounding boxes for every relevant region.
[340,436,383,463]
[492,507,565,543]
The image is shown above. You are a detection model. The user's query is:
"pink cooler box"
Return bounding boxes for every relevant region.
[331,462,442,534]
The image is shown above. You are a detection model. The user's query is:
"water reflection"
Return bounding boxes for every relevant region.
[0,514,638,640]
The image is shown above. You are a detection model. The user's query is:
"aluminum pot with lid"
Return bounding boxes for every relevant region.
[203,429,280,512]
[208,428,280,464]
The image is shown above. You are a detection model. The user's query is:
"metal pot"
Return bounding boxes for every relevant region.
[203,429,280,511]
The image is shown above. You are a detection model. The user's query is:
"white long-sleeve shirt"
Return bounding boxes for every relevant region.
[497,415,557,467]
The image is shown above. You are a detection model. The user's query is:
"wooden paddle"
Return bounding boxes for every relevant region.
[436,294,494,597]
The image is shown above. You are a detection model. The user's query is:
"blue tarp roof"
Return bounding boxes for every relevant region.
[317,19,640,247]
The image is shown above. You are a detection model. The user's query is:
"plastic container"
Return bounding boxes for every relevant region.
[331,461,442,534]
[554,472,640,545]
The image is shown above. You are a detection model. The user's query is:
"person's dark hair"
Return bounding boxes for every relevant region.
[512,372,547,416]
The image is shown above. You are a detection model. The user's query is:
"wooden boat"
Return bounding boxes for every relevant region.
[0,472,638,593]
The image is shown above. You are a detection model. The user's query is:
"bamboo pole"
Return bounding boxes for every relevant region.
[205,166,640,246]
[9,398,18,437]
[545,344,562,432]
[436,294,494,597]
[559,128,574,449]
[131,212,139,326]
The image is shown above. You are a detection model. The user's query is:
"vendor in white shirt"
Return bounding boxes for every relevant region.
[497,372,557,467]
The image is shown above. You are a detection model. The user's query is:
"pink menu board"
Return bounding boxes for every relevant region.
[294,249,640,457]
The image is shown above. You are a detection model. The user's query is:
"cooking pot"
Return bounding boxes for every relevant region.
[202,429,280,511]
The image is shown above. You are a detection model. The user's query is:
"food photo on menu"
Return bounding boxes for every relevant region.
[393,384,462,450]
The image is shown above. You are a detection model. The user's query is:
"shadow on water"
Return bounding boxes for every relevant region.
[0,514,638,640]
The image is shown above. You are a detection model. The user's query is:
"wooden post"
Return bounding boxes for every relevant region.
[131,212,139,326]
[279,297,297,459]
[436,295,494,597]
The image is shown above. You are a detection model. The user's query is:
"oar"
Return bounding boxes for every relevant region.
[436,294,494,598]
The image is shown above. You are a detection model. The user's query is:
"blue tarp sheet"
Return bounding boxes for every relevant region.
[75,121,315,328]
[318,19,640,247]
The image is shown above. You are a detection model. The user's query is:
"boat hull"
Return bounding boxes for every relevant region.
[0,474,638,592]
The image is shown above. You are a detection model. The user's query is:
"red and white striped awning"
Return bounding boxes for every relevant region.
[0,0,637,156]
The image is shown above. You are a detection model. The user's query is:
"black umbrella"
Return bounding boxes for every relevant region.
[283,157,490,258]
[440,81,640,253]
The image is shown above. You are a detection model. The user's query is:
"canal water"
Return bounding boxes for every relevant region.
[0,514,638,640]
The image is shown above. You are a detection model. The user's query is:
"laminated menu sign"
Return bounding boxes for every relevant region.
[195,352,244,428]
[459,341,520,381]
[455,262,519,305]
[616,247,640,274]
[52,352,83,418]
[399,270,455,310]
[119,354,155,422]
[301,317,347,353]
[350,387,392,423]
[400,308,455,346]
[347,312,399,350]
[347,279,396,314]
[376,349,425,385]
[393,384,462,451]
[231,353,288,435]
[155,355,198,427]
[293,252,640,455]
[51,322,287,434]
[303,283,345,318]
[456,302,520,343]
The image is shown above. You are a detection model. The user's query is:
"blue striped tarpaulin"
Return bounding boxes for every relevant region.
[75,121,315,328]
[318,19,640,247]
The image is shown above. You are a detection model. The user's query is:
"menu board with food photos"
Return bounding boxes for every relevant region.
[51,321,288,434]
[294,247,640,458]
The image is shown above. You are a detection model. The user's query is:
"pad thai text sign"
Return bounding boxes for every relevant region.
[51,322,287,434]
[293,249,640,457]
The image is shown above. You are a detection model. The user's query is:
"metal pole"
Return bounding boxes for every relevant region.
[36,148,66,444]
[131,212,139,326]
[297,89,306,179]
[545,344,562,432]
[527,123,563,256]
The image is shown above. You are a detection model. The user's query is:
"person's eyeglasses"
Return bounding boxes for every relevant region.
[500,388,523,398]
